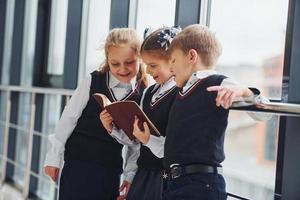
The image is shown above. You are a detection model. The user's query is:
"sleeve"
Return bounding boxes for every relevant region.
[110,126,140,147]
[221,78,272,121]
[122,143,141,183]
[44,75,91,168]
[144,135,165,158]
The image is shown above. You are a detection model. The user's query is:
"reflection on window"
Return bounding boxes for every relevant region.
[47,0,69,75]
[210,0,289,199]
[135,0,176,37]
[224,112,278,199]
[210,0,288,99]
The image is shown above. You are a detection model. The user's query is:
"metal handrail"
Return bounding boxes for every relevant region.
[231,101,300,116]
[0,85,74,199]
[0,85,73,96]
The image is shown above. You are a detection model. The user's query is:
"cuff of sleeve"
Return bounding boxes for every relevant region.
[249,87,261,95]
[243,88,269,105]
[44,153,63,168]
[123,172,136,183]
[254,95,270,104]
[111,126,120,138]
[145,135,157,148]
[44,135,65,168]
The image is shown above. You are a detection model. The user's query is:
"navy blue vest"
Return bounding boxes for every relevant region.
[137,84,178,170]
[64,71,145,171]
[164,74,229,168]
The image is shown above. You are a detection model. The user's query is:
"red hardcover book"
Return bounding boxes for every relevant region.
[93,93,160,140]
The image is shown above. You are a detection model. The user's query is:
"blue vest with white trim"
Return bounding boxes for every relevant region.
[164,74,228,168]
[137,84,178,170]
[64,71,145,171]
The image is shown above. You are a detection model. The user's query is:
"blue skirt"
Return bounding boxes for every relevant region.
[127,168,164,200]
[59,160,121,200]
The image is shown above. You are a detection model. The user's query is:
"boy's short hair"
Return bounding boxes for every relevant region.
[169,24,222,67]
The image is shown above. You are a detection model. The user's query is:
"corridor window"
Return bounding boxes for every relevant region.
[209,0,289,199]
[135,0,176,37]
[47,0,68,75]
[83,0,111,77]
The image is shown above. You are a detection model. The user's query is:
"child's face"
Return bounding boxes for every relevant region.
[170,48,192,87]
[108,45,139,83]
[142,53,173,85]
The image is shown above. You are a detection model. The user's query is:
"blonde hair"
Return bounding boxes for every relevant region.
[99,28,148,86]
[169,24,222,67]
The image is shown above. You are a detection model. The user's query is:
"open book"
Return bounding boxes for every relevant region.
[93,93,160,140]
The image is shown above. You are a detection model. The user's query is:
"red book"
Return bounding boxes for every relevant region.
[93,93,160,140]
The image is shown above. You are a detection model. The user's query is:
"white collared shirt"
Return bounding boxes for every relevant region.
[44,72,139,182]
[151,77,176,103]
[108,71,136,100]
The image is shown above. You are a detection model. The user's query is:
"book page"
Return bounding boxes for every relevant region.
[93,93,111,108]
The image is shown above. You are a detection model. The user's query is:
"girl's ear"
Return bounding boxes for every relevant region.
[187,49,198,64]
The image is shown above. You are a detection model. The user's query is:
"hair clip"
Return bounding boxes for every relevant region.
[157,26,181,51]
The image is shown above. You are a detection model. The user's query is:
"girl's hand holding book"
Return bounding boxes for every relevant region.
[99,109,113,133]
[133,116,150,144]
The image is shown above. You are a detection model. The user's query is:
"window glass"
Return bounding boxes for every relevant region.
[47,0,68,75]
[210,0,289,198]
[135,0,176,37]
[84,0,111,76]
[36,95,63,200]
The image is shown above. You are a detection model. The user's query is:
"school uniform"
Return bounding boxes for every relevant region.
[44,71,145,200]
[111,77,178,200]
[162,70,269,200]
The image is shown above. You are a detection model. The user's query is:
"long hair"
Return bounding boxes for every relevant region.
[99,28,148,86]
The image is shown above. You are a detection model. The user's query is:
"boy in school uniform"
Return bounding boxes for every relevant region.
[161,24,265,200]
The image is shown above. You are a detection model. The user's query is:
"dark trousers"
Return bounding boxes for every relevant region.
[127,168,164,200]
[163,173,227,200]
[59,160,121,200]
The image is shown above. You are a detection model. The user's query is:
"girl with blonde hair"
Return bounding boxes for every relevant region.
[44,28,147,200]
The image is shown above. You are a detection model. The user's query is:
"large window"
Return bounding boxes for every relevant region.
[47,0,68,76]
[13,0,38,188]
[13,94,31,187]
[82,0,111,77]
[36,95,63,200]
[210,0,289,199]
[135,0,176,37]
[210,0,288,98]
